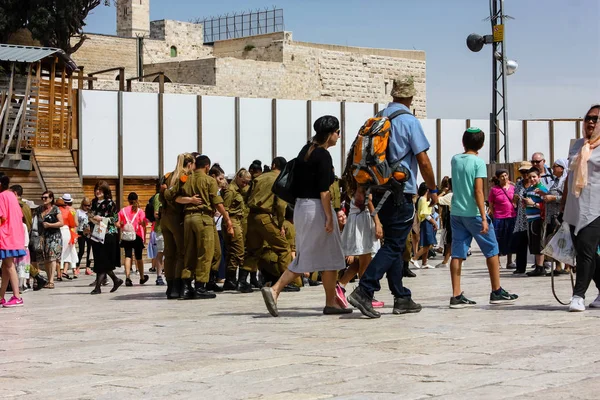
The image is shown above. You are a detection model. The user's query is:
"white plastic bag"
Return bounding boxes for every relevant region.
[91,217,108,244]
[542,222,576,266]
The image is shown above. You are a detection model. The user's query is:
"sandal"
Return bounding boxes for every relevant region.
[56,277,63,282]
[44,282,55,289]
[62,273,72,280]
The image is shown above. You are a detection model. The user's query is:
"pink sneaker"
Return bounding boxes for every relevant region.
[372,299,385,308]
[335,283,349,309]
[0,298,5,307]
[3,296,23,308]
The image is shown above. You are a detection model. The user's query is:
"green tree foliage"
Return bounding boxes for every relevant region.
[1,0,105,54]
[0,0,30,43]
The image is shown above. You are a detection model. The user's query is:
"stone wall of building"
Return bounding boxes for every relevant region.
[70,34,138,79]
[137,35,427,115]
[117,0,150,37]
[145,20,210,64]
[212,32,286,62]
[144,58,216,85]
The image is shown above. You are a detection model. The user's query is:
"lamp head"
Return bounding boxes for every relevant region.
[466,33,485,52]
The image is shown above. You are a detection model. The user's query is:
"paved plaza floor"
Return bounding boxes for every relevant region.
[2,249,600,399]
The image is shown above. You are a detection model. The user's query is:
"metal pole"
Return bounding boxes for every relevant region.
[500,0,509,163]
[490,0,499,163]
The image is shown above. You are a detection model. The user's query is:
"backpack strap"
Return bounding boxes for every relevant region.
[387,109,411,121]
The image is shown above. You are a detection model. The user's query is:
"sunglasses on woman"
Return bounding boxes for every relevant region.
[585,115,598,123]
[41,196,49,200]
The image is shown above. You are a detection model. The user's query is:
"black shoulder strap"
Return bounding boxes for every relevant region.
[387,109,411,121]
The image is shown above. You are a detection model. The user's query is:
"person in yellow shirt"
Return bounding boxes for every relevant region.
[410,183,438,269]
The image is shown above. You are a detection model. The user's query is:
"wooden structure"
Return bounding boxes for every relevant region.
[0,44,84,204]
[0,44,77,169]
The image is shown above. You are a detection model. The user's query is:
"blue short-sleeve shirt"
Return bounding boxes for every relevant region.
[380,102,430,194]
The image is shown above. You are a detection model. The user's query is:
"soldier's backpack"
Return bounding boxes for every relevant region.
[347,109,412,214]
[145,194,156,223]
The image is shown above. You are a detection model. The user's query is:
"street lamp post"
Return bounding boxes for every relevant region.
[466,0,517,163]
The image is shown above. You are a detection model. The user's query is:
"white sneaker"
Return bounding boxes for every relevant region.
[569,296,585,312]
[410,259,421,269]
[589,293,600,308]
[435,263,448,268]
[422,264,434,269]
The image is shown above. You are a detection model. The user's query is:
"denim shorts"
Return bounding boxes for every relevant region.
[451,215,499,259]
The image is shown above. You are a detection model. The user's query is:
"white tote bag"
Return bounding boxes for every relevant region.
[541,222,576,266]
[90,217,109,244]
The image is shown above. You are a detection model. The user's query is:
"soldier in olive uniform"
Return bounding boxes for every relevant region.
[241,157,296,291]
[177,155,233,299]
[161,153,196,299]
[222,168,252,291]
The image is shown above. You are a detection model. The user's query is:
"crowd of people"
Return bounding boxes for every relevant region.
[0,77,599,315]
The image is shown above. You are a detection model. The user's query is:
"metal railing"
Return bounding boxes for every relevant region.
[196,8,284,44]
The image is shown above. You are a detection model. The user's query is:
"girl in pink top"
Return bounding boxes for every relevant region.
[488,169,516,269]
[0,175,26,307]
[117,192,148,286]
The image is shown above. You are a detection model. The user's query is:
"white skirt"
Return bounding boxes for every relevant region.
[288,198,345,273]
[341,208,381,257]
[60,226,79,267]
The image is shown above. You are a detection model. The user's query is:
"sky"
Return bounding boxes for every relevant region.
[83,0,600,120]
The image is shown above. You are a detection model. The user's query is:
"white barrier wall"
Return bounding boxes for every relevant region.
[420,119,437,183]
[163,94,198,174]
[440,120,466,179]
[122,92,159,177]
[311,101,342,175]
[527,121,551,162]
[202,96,236,174]
[79,90,577,184]
[80,90,119,177]
[276,100,307,162]
[239,98,272,173]
[553,121,577,162]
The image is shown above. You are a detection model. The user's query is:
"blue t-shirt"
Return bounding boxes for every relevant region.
[451,153,487,217]
[380,103,430,194]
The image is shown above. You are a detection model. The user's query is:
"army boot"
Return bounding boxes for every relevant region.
[195,282,217,299]
[223,269,238,291]
[181,279,195,300]
[236,270,254,293]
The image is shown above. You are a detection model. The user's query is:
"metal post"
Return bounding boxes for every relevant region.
[490,0,510,163]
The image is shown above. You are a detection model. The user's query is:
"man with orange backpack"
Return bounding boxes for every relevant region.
[347,75,438,318]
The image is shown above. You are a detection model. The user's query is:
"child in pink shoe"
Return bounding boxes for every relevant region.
[0,175,26,307]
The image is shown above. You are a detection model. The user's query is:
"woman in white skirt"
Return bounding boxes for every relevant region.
[337,193,383,307]
[261,115,351,316]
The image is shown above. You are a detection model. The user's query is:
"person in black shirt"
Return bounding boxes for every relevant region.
[261,116,351,316]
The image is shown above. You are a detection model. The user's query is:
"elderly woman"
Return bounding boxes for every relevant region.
[488,169,516,269]
[563,104,600,312]
[261,115,350,317]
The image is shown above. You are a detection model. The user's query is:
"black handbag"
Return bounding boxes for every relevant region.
[271,158,297,204]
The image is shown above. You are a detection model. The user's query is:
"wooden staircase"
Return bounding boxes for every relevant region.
[0,168,44,205]
[33,148,84,206]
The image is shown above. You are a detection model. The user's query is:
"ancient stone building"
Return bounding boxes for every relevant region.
[71,0,428,115]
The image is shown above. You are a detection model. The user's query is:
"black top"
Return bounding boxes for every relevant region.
[293,143,335,199]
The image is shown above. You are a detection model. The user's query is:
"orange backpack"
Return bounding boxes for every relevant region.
[347,109,412,213]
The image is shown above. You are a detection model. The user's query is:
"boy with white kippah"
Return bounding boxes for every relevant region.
[448,127,519,308]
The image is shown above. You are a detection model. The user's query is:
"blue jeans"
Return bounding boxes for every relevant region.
[359,195,414,299]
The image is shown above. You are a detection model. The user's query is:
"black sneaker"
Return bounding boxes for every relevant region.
[125,278,133,287]
[140,275,149,285]
[513,269,526,275]
[449,293,477,309]
[490,288,518,305]
[392,297,422,314]
[347,286,381,319]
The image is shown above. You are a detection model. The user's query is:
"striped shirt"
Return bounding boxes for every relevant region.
[525,183,548,221]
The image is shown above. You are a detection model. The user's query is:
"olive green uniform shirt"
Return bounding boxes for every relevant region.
[180,170,223,214]
[19,200,32,232]
[223,180,245,218]
[246,170,286,228]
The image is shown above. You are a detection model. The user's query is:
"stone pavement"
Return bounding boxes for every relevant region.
[1,249,600,400]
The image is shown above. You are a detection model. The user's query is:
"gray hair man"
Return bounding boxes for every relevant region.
[530,152,555,187]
